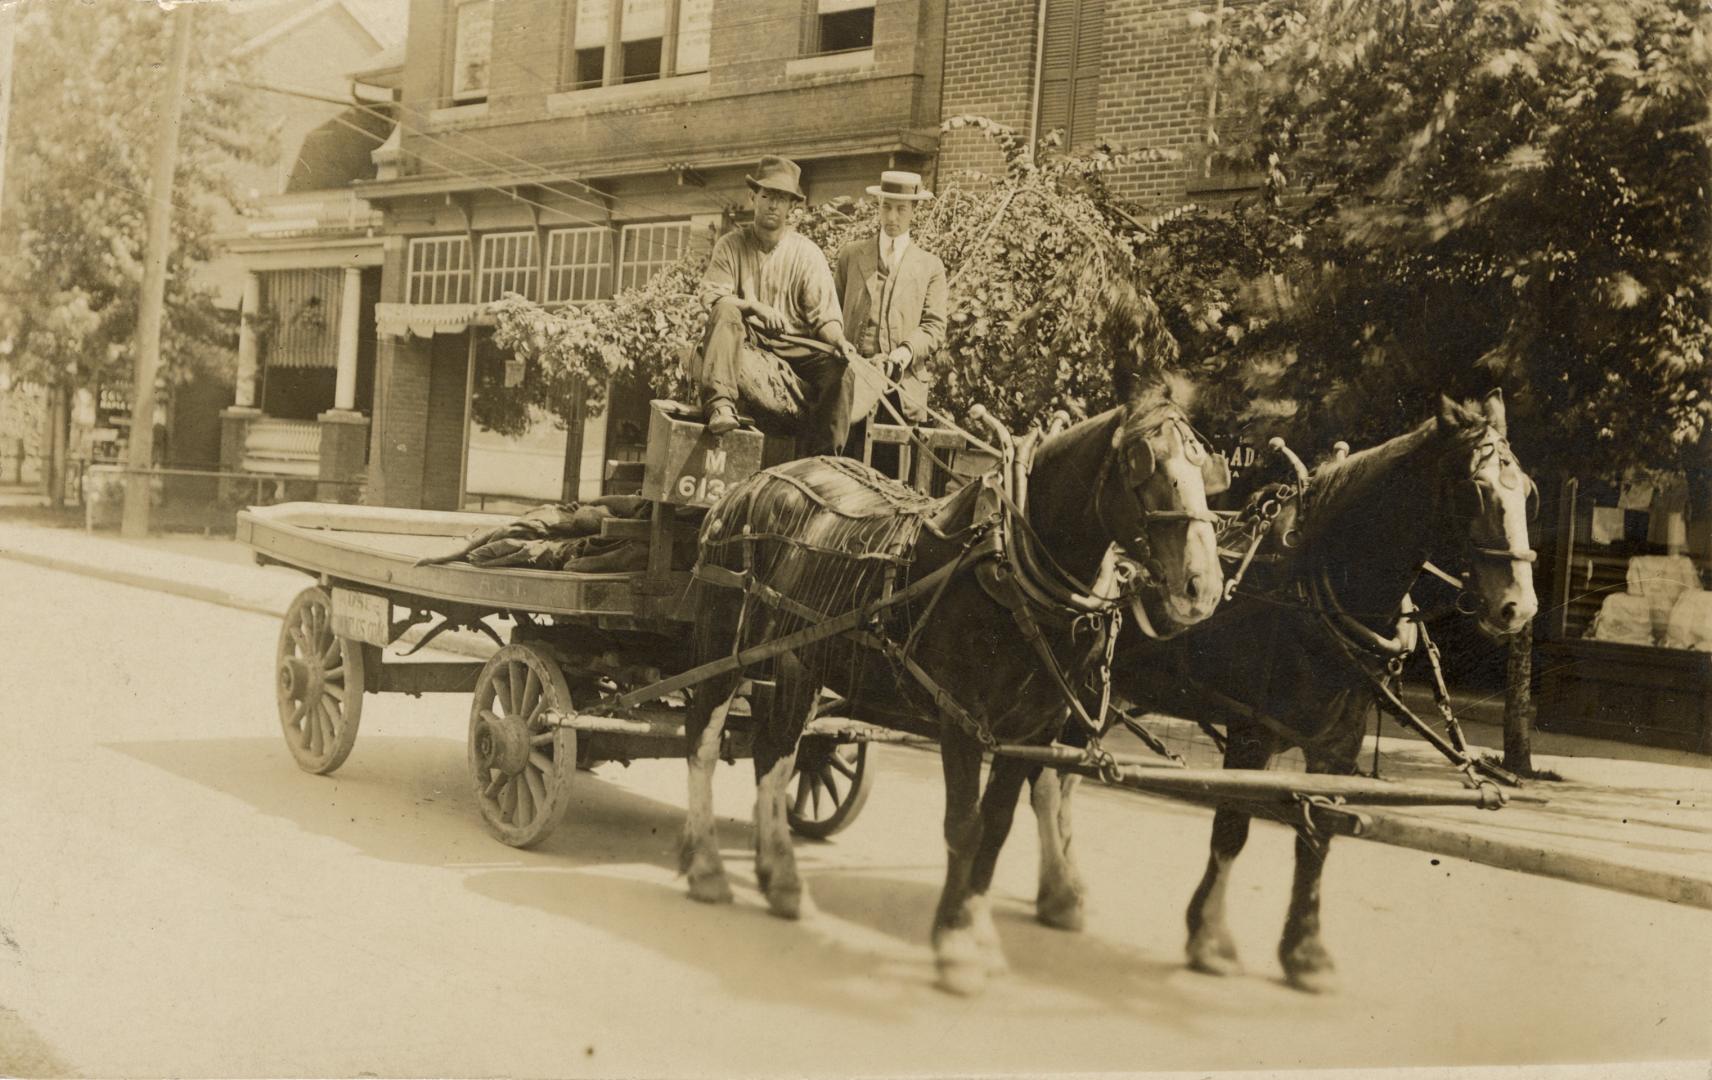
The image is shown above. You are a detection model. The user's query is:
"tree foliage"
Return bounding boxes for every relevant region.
[0,5,272,398]
[1201,0,1712,473]
[491,118,1183,434]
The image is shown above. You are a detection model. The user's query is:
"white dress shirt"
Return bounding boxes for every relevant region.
[881,232,910,272]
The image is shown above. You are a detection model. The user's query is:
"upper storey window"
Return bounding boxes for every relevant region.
[815,0,874,55]
[450,0,493,105]
[566,0,712,91]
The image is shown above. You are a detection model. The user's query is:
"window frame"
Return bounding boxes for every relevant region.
[810,0,876,57]
[562,0,711,91]
[617,221,692,293]
[406,235,473,305]
[476,231,540,304]
[543,226,617,304]
[447,0,495,106]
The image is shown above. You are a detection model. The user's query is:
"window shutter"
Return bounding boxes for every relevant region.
[1036,0,1077,148]
[1069,0,1102,147]
[1037,0,1102,149]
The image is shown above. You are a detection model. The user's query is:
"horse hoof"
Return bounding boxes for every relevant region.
[688,872,734,905]
[1283,964,1339,995]
[1186,935,1242,977]
[765,881,813,921]
[935,958,991,997]
[1036,892,1086,932]
[1280,943,1338,994]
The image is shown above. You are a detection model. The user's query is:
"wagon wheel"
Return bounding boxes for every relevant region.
[275,586,365,775]
[467,642,578,848]
[786,737,874,840]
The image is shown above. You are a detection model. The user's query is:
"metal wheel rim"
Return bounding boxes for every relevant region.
[786,740,873,840]
[274,586,363,775]
[468,643,576,848]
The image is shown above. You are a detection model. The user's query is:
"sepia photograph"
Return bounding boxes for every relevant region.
[0,0,1707,1076]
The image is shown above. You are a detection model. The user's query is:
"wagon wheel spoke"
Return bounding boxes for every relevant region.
[524,767,547,816]
[520,667,541,723]
[529,750,553,773]
[322,638,341,666]
[530,732,556,747]
[317,700,338,752]
[323,682,345,704]
[828,751,858,782]
[513,775,533,824]
[483,772,507,800]
[819,766,843,805]
[323,664,343,684]
[809,772,823,816]
[793,775,813,818]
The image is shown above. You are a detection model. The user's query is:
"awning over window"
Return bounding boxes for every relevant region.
[374,302,494,339]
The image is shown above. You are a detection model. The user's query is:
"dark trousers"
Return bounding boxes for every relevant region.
[693,301,853,456]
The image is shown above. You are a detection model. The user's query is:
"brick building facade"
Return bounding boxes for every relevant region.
[359,0,946,510]
[939,0,1236,205]
[360,0,1225,510]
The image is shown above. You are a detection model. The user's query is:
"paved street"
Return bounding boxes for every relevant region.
[2,559,1709,1077]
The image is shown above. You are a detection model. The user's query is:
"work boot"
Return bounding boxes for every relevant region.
[705,400,740,436]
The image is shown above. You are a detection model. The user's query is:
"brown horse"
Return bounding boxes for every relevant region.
[1026,391,1538,991]
[677,373,1225,994]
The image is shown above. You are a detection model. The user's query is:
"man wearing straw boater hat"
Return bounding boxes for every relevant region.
[833,170,947,430]
[692,155,861,456]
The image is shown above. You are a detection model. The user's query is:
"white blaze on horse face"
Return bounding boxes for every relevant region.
[1148,421,1222,623]
[1469,440,1538,635]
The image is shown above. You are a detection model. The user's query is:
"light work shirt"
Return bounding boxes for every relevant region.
[698,225,843,339]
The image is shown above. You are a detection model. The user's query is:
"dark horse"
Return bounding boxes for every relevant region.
[1030,391,1539,992]
[679,373,1226,994]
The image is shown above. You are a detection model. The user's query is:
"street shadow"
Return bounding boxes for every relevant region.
[805,872,1312,1030]
[104,735,731,874]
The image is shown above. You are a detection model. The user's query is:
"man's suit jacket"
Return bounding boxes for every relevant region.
[833,235,948,422]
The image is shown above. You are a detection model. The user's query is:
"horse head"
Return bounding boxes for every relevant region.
[1435,391,1539,637]
[1101,391,1226,626]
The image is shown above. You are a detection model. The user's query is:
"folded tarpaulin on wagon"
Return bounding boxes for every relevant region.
[374,302,496,339]
[414,495,654,572]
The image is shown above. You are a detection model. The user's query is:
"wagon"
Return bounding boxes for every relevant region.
[238,401,968,847]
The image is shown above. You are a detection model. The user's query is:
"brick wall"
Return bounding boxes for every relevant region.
[939,0,1226,207]
[370,335,431,507]
[938,0,1040,185]
[422,335,469,511]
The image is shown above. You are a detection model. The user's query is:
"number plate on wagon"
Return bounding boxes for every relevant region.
[330,587,392,647]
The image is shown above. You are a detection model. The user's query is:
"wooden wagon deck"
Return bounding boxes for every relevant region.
[236,501,695,625]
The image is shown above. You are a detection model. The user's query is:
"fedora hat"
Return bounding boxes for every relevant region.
[866,170,933,201]
[745,155,806,201]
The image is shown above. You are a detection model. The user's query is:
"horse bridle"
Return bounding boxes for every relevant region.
[1094,407,1224,577]
[1453,431,1538,565]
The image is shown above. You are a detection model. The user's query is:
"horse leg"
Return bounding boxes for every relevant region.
[931,728,994,996]
[680,671,740,904]
[1278,693,1367,994]
[959,753,1037,976]
[1030,768,1088,931]
[1185,728,1275,976]
[752,664,818,920]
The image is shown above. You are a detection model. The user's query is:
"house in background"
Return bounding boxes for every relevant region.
[205,0,408,498]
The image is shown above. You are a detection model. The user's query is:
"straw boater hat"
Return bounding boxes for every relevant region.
[745,156,807,201]
[867,170,933,201]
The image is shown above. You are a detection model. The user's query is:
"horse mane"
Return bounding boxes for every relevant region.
[1299,398,1493,544]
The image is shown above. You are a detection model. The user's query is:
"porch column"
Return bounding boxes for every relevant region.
[333,266,362,411]
[234,271,262,409]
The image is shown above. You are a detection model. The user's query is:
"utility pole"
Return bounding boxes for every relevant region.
[121,4,193,537]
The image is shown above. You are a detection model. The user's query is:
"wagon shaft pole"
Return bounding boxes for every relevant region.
[1105,764,1534,809]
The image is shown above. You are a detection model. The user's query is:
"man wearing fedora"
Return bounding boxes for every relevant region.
[833,170,948,430]
[693,155,861,456]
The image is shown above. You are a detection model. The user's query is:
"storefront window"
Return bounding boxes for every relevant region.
[1561,471,1712,653]
[464,331,569,512]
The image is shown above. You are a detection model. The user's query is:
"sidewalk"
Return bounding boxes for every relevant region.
[2,510,1709,910]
